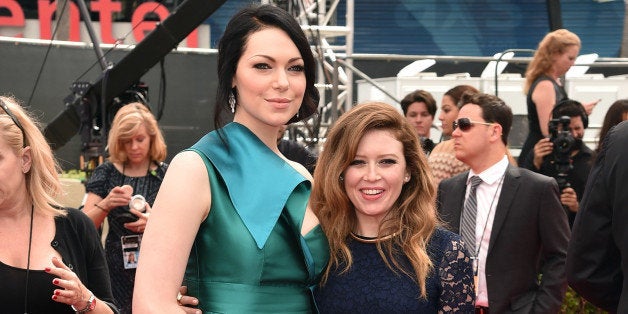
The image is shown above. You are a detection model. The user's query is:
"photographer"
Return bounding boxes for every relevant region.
[523,99,594,227]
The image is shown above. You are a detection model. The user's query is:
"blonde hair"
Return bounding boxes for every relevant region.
[0,96,65,217]
[311,102,438,298]
[524,29,581,94]
[107,103,167,163]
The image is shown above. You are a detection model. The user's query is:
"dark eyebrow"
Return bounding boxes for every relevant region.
[248,55,303,63]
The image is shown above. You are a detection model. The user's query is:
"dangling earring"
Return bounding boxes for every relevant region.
[229,92,236,113]
[296,110,300,118]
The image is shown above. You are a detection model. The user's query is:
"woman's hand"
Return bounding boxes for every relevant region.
[102,185,133,211]
[46,257,91,309]
[177,286,201,314]
[124,205,150,233]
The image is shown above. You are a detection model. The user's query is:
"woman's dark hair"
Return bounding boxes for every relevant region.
[444,85,479,108]
[597,99,628,152]
[213,4,319,132]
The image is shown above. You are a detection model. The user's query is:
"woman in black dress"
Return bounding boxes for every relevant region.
[84,103,167,314]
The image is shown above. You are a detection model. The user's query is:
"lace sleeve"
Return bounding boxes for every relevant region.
[438,237,475,313]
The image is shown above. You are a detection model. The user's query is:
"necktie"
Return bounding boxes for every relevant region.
[460,175,483,257]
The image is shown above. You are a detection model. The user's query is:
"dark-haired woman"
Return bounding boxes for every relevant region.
[133,4,329,313]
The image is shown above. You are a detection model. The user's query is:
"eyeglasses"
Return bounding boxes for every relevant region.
[452,118,494,132]
[0,98,27,147]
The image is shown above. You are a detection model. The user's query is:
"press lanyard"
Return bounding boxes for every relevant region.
[475,172,506,264]
[472,170,506,288]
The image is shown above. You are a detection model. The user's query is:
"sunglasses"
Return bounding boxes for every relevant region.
[452,118,494,132]
[0,98,28,147]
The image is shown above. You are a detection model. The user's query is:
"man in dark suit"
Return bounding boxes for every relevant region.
[567,121,628,312]
[437,92,570,313]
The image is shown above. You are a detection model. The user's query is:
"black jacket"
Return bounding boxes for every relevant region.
[55,208,119,313]
[567,121,628,312]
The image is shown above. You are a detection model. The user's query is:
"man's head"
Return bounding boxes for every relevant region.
[552,99,588,140]
[452,93,512,172]
[400,90,436,138]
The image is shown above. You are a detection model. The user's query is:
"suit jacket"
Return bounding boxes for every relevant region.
[437,164,570,313]
[567,121,628,313]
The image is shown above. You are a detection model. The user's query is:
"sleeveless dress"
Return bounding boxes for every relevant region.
[183,122,330,313]
[519,75,567,165]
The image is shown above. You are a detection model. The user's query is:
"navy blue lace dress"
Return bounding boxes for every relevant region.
[314,228,475,313]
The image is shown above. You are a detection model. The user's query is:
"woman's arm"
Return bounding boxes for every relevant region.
[83,192,109,227]
[133,151,210,313]
[531,80,558,137]
[438,236,475,313]
[47,257,115,314]
[49,208,119,313]
[84,185,133,227]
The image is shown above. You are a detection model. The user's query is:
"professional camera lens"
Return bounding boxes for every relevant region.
[554,135,576,154]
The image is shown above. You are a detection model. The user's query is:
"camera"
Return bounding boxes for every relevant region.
[117,194,147,224]
[548,116,576,190]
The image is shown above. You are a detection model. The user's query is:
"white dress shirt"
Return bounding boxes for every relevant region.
[465,155,508,307]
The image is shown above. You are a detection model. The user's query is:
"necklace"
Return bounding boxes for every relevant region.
[24,204,34,314]
[350,231,397,243]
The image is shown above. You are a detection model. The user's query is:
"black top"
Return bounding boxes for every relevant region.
[0,208,118,314]
[421,137,436,156]
[519,75,568,166]
[314,228,475,313]
[567,121,628,312]
[85,160,167,314]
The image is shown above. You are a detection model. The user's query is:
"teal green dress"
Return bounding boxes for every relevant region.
[183,123,329,313]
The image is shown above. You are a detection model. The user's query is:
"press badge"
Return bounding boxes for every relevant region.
[121,235,141,269]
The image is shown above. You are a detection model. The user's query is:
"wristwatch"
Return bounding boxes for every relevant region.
[71,291,96,313]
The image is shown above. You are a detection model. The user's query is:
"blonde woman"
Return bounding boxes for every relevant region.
[0,96,117,313]
[83,102,167,313]
[520,29,598,165]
